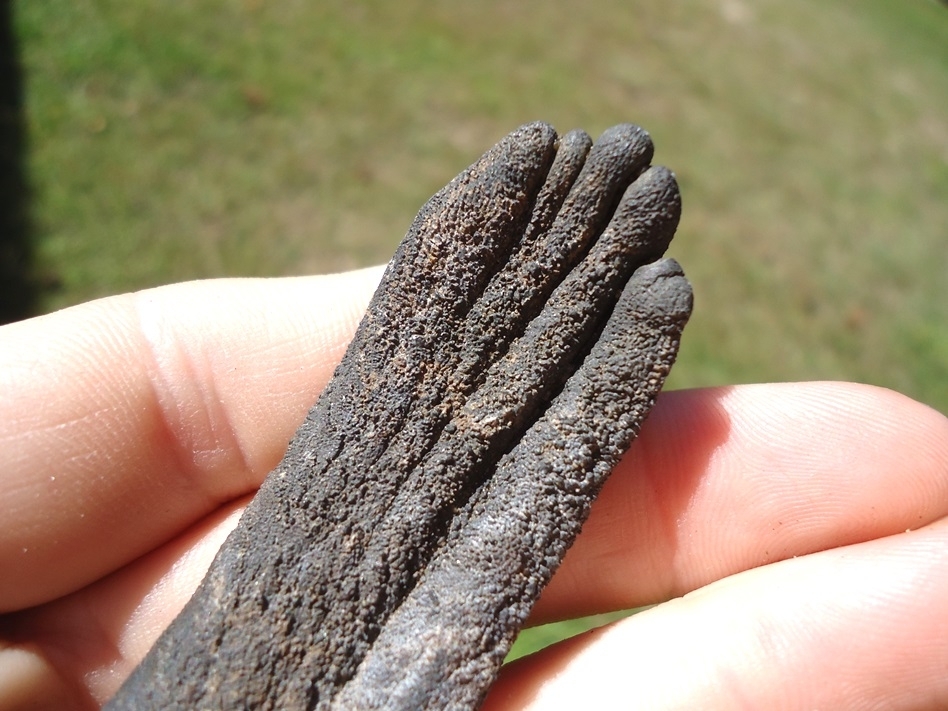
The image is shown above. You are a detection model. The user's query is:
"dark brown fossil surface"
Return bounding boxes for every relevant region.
[105,122,693,710]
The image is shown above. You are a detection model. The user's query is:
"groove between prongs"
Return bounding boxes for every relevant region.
[447,124,655,404]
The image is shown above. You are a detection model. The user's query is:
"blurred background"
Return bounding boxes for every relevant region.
[5,0,947,656]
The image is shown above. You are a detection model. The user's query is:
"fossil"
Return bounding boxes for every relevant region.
[105,121,693,710]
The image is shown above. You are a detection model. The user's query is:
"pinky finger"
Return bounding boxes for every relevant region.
[484,517,948,711]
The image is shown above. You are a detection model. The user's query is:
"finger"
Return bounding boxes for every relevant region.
[0,267,383,612]
[0,495,250,707]
[5,383,944,705]
[485,518,948,710]
[532,382,948,623]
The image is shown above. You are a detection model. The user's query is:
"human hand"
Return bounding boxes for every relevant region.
[1,268,946,710]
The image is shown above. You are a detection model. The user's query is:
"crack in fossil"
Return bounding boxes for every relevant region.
[105,121,693,711]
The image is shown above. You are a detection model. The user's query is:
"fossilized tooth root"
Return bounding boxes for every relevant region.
[105,122,692,711]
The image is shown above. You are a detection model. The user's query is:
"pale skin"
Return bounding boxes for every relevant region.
[1,267,947,711]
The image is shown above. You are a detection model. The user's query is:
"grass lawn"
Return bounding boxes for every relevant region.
[13,0,948,661]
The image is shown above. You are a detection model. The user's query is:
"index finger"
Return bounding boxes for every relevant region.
[530,381,948,623]
[0,267,383,612]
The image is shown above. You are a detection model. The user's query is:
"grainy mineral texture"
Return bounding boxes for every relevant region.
[105,122,693,711]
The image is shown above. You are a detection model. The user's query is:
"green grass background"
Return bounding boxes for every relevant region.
[14,0,948,659]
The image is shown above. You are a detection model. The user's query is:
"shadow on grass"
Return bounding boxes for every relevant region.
[0,0,41,324]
